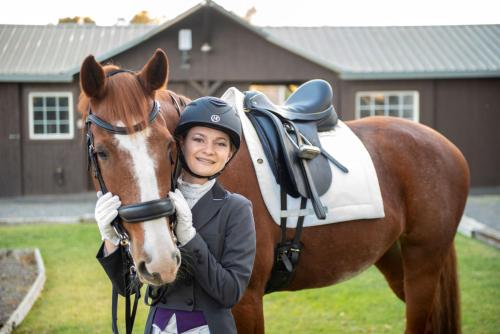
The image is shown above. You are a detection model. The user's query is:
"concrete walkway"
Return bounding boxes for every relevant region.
[0,189,499,248]
[0,192,95,224]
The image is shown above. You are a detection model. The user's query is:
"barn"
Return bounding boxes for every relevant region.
[1,1,499,197]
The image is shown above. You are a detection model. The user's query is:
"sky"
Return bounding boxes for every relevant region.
[0,0,498,26]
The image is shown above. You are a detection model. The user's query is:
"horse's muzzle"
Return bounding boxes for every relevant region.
[118,197,176,223]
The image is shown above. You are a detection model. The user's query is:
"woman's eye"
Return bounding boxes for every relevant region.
[193,137,203,143]
[217,142,228,147]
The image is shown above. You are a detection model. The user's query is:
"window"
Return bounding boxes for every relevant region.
[355,91,419,121]
[249,84,297,105]
[29,92,74,140]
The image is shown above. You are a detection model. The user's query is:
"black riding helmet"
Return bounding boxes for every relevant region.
[174,96,242,180]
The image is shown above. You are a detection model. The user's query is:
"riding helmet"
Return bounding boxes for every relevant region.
[174,96,242,150]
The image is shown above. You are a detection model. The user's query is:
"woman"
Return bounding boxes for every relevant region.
[94,96,256,333]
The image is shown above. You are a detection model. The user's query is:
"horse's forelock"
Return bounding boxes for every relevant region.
[103,68,151,130]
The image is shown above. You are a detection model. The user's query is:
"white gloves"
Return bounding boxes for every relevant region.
[169,189,196,246]
[95,191,121,246]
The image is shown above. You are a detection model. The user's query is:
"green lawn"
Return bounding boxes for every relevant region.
[0,223,498,333]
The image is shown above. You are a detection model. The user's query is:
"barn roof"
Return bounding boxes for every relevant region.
[1,1,499,82]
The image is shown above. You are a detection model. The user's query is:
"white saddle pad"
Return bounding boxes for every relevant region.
[221,88,385,227]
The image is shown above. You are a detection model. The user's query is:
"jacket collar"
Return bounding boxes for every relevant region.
[191,181,227,230]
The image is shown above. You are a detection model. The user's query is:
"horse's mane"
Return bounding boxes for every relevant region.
[78,65,152,131]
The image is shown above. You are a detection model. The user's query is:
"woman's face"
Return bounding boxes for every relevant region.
[181,126,233,180]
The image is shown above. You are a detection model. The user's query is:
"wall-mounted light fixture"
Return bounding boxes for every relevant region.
[200,42,212,53]
[178,29,192,69]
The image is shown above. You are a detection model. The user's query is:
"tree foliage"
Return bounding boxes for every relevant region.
[58,16,95,25]
[130,10,155,24]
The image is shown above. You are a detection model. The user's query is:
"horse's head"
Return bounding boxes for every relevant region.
[78,49,182,285]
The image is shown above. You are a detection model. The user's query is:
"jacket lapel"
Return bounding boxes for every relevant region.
[191,181,227,231]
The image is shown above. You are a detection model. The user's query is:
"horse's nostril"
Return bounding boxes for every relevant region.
[138,261,160,282]
[138,261,148,276]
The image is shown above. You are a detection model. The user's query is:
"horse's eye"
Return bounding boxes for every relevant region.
[96,150,108,160]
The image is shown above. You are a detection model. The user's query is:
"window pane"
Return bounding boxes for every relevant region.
[403,108,414,119]
[360,109,371,118]
[59,97,68,107]
[375,107,385,116]
[47,124,58,134]
[59,124,69,133]
[47,110,56,120]
[34,110,44,121]
[359,96,370,106]
[374,95,384,106]
[34,124,44,134]
[403,95,414,105]
[46,97,56,107]
[389,108,399,117]
[388,95,398,105]
[33,97,43,107]
[59,110,69,120]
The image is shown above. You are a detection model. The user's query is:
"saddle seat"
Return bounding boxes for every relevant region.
[245,79,338,131]
[244,79,345,220]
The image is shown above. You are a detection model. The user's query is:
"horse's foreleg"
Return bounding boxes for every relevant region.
[233,288,265,334]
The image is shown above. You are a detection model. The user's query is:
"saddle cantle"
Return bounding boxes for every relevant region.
[244,79,344,219]
[246,79,338,130]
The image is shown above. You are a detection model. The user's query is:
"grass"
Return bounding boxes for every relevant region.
[0,223,498,333]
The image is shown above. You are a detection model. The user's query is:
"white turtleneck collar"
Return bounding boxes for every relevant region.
[176,177,216,209]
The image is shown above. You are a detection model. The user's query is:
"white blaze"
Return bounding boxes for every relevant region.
[114,126,176,264]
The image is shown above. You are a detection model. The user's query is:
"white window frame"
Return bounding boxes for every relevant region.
[28,92,74,140]
[355,91,420,122]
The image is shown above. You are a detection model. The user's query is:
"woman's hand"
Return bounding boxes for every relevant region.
[169,189,196,246]
[95,191,121,246]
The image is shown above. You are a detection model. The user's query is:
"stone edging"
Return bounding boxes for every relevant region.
[0,248,46,334]
[458,215,500,249]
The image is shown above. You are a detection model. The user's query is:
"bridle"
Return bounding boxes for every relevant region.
[84,69,184,334]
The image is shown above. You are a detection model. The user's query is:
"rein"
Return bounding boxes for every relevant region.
[85,70,184,333]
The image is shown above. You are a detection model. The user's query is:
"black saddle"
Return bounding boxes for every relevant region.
[246,79,338,131]
[244,79,347,220]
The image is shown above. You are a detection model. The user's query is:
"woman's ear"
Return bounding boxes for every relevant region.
[226,148,235,163]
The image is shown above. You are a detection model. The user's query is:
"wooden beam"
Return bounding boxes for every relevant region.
[188,80,224,96]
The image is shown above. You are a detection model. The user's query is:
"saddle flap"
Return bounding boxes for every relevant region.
[245,105,333,199]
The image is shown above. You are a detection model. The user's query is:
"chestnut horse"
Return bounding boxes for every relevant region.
[79,49,469,334]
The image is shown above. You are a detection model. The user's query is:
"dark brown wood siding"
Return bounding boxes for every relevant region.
[0,83,23,196]
[20,82,87,195]
[339,78,500,186]
[105,7,340,98]
[434,78,500,186]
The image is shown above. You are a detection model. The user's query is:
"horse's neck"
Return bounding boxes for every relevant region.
[157,90,181,134]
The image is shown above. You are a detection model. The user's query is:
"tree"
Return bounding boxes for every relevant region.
[58,16,95,25]
[130,10,155,24]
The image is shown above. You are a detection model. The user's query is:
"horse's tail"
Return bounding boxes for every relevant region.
[429,244,461,334]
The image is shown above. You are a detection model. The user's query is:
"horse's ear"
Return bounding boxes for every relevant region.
[80,55,106,98]
[138,48,168,94]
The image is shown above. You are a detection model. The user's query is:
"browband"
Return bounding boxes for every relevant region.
[86,100,160,134]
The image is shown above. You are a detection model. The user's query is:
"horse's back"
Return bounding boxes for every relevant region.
[347,116,469,235]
